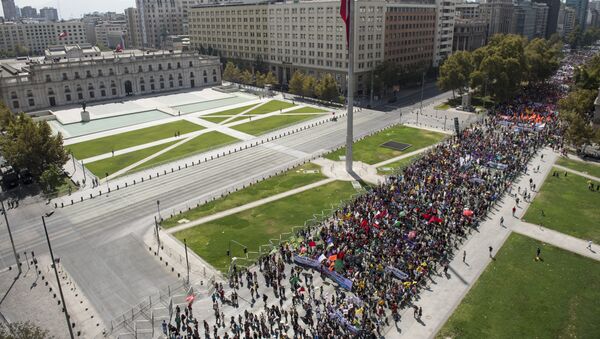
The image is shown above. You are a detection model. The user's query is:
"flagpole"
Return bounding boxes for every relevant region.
[345,0,355,173]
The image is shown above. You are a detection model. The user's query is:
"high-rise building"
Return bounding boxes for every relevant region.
[481,0,514,36]
[558,3,577,36]
[1,0,17,20]
[385,0,437,70]
[512,0,547,40]
[565,0,589,29]
[533,0,560,38]
[125,7,142,49]
[95,21,129,49]
[40,7,59,22]
[20,6,38,18]
[189,0,387,96]
[532,2,548,38]
[0,20,87,55]
[433,0,456,66]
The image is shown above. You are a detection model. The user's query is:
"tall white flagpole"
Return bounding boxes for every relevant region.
[345,0,355,173]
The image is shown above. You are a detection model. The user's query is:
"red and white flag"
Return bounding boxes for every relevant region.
[340,0,351,45]
[115,43,123,52]
[58,30,68,39]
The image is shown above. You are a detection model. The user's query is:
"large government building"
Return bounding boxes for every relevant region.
[0,44,222,113]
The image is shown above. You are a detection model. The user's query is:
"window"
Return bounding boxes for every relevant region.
[12,101,19,109]
[111,88,117,95]
[141,85,145,91]
[65,94,71,101]
[189,61,193,67]
[74,72,80,79]
[88,83,94,90]
[27,90,33,97]
[190,72,195,78]
[89,91,95,98]
[101,90,106,97]
[10,91,17,99]
[177,62,181,69]
[109,68,114,75]
[86,70,92,78]
[178,80,183,86]
[64,86,71,93]
[204,77,208,83]
[213,76,217,82]
[148,65,153,71]
[28,98,35,106]
[138,65,143,72]
[98,69,103,76]
[167,63,172,69]
[124,67,129,74]
[45,75,51,82]
[47,88,55,95]
[203,70,207,77]
[62,73,68,80]
[158,64,163,70]
[78,92,84,100]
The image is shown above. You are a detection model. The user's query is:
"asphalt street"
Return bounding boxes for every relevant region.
[0,85,471,324]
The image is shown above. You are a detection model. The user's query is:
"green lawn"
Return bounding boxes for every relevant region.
[161,163,325,228]
[434,103,451,110]
[377,154,421,174]
[174,181,357,272]
[284,106,329,114]
[67,120,204,160]
[326,125,445,165]
[245,100,296,115]
[523,167,600,243]
[232,114,322,136]
[130,131,238,171]
[46,175,79,198]
[437,233,600,339]
[200,104,259,124]
[85,141,178,177]
[556,157,600,178]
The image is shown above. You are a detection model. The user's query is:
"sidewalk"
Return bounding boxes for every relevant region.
[554,164,600,182]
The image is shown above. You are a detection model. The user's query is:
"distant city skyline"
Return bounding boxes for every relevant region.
[2,0,134,20]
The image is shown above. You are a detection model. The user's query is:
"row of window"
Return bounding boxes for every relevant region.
[10,75,218,109]
[43,62,208,82]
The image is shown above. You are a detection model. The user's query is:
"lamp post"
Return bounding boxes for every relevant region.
[1,201,20,274]
[184,238,190,285]
[156,200,161,221]
[42,216,75,339]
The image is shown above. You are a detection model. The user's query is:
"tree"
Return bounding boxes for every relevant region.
[567,26,582,49]
[525,38,561,83]
[0,321,49,339]
[565,112,595,149]
[263,71,278,86]
[0,113,69,179]
[14,44,29,57]
[255,71,266,87]
[0,101,16,131]
[222,61,241,83]
[289,70,305,96]
[39,164,63,193]
[470,34,528,101]
[240,69,254,85]
[374,61,402,94]
[437,51,474,97]
[559,89,596,117]
[315,74,339,102]
[302,75,317,98]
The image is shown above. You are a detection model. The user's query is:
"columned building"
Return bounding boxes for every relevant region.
[454,0,487,51]
[481,0,514,36]
[0,45,221,112]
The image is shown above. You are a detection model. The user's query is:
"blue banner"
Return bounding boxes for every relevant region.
[486,161,508,170]
[325,270,353,290]
[330,310,360,334]
[386,266,409,280]
[293,255,321,269]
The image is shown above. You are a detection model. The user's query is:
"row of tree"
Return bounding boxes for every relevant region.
[437,34,562,101]
[222,62,279,88]
[566,26,600,49]
[559,52,600,149]
[0,102,69,192]
[288,71,341,103]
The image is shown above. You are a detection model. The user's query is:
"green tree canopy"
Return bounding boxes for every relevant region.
[315,74,339,102]
[0,321,49,339]
[437,51,474,97]
[525,38,562,83]
[0,112,69,178]
[240,69,254,85]
[222,61,241,83]
[289,70,305,96]
[263,71,278,86]
[302,75,317,98]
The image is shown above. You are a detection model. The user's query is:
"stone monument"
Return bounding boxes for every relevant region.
[461,92,472,111]
[80,101,90,122]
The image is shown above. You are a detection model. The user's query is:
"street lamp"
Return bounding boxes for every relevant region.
[156,200,161,221]
[1,200,20,275]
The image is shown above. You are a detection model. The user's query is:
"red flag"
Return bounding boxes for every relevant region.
[58,30,68,39]
[115,43,123,52]
[340,0,351,45]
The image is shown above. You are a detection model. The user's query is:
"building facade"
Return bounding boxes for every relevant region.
[125,7,143,49]
[512,0,547,40]
[20,6,37,19]
[454,0,487,51]
[39,7,59,22]
[481,0,514,36]
[95,21,129,49]
[1,0,16,20]
[0,20,87,55]
[189,0,386,96]
[433,0,455,66]
[533,0,560,38]
[385,0,437,70]
[565,0,589,29]
[0,45,222,112]
[558,3,577,37]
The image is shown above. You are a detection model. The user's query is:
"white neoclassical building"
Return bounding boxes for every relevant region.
[0,44,222,113]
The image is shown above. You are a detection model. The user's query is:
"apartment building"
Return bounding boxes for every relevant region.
[385,0,437,70]
[94,21,129,49]
[0,44,221,112]
[125,7,143,49]
[481,0,514,36]
[433,0,455,66]
[453,0,487,51]
[0,20,87,55]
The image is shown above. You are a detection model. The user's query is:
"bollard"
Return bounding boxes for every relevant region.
[61,202,64,208]
[134,180,136,184]
[54,203,57,208]
[141,177,144,182]
[171,168,174,173]
[185,164,187,168]
[148,175,151,180]
[178,165,181,170]
[108,188,110,193]
[117,185,119,190]
[164,170,167,175]
[81,197,83,202]
[71,200,73,205]
[157,173,159,177]
[90,193,92,199]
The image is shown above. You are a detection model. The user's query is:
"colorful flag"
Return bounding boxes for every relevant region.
[58,30,68,39]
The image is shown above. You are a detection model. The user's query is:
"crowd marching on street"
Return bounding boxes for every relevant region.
[159,51,585,339]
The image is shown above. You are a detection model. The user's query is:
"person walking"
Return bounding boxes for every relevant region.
[587,240,593,250]
[536,247,541,261]
[488,246,493,258]
[462,250,466,263]
[500,216,504,227]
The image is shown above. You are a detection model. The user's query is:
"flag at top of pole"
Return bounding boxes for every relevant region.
[341,0,354,173]
[340,0,351,45]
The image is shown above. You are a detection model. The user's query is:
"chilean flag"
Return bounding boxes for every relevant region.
[340,0,351,46]
[58,30,68,39]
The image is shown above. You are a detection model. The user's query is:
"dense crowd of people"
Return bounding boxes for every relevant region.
[160,51,583,339]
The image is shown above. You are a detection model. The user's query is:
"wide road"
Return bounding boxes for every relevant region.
[0,86,465,323]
